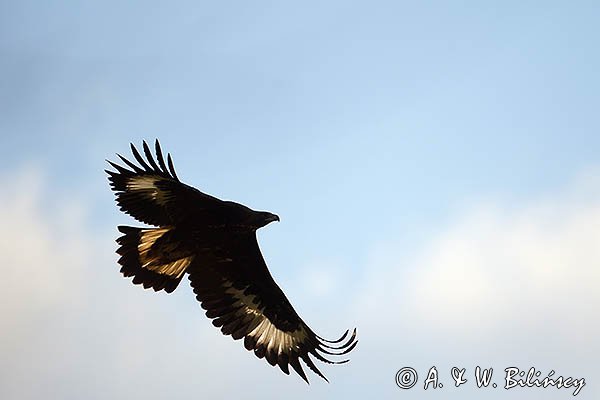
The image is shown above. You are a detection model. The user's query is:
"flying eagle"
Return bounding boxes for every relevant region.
[106,140,357,383]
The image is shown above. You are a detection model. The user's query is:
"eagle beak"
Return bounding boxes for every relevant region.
[269,214,280,223]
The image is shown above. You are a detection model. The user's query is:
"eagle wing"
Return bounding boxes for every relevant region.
[106,140,222,226]
[188,233,357,383]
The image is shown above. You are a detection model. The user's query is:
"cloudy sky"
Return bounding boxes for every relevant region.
[1,1,598,399]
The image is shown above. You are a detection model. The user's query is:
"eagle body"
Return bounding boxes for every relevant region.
[106,140,357,382]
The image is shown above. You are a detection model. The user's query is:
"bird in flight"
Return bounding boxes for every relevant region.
[106,140,357,383]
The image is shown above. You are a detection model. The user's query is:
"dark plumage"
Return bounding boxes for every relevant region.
[106,140,357,383]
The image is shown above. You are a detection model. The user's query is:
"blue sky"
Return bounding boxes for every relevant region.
[1,2,599,399]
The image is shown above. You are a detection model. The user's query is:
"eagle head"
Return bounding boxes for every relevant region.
[255,211,280,228]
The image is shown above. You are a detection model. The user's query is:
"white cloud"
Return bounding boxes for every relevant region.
[408,175,600,342]
[353,169,600,398]
[0,167,350,400]
[2,166,598,399]
[0,167,87,332]
[0,167,91,399]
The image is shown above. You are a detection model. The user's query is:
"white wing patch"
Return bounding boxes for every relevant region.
[126,176,157,190]
[126,176,172,206]
[224,285,307,354]
[146,256,193,278]
[191,272,357,382]
[138,227,170,250]
[137,228,192,279]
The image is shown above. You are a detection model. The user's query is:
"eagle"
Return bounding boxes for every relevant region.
[106,140,357,383]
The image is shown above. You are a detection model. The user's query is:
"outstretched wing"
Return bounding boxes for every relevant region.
[106,140,222,226]
[188,234,357,383]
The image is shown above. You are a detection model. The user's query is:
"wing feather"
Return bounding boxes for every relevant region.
[167,153,179,180]
[106,140,223,226]
[155,139,169,174]
[188,234,357,383]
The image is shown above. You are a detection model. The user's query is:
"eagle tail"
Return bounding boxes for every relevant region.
[116,225,191,293]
